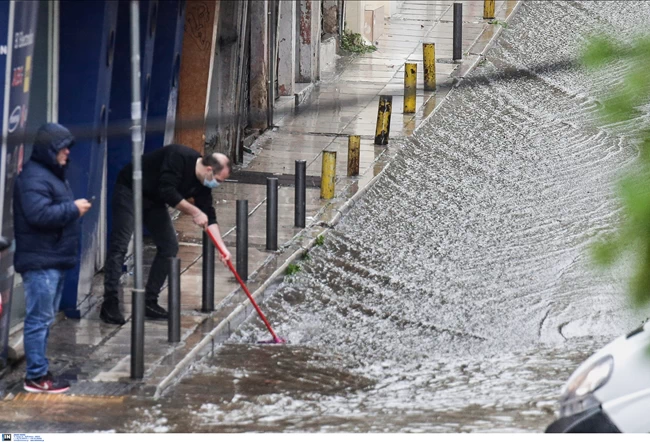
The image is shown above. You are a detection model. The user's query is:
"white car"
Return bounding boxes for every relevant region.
[546,321,650,433]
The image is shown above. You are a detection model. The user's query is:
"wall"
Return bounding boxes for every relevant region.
[144,0,185,153]
[0,0,39,365]
[175,0,217,153]
[344,0,365,35]
[59,0,118,317]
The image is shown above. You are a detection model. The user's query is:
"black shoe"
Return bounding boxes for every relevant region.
[100,300,126,325]
[24,372,70,394]
[145,301,168,320]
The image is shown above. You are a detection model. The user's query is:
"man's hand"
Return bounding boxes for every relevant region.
[74,199,92,217]
[192,211,208,229]
[219,247,232,266]
[206,224,230,266]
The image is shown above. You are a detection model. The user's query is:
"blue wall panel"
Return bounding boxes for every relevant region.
[145,0,185,154]
[59,1,118,317]
[0,1,39,365]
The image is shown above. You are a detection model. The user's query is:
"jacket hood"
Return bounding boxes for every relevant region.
[30,123,75,178]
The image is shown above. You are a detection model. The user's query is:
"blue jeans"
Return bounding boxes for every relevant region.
[22,269,65,379]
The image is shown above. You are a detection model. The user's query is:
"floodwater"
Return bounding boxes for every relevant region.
[140,1,650,432]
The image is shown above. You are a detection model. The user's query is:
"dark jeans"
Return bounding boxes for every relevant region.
[104,184,178,304]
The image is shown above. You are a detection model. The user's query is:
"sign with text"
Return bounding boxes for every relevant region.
[0,1,39,366]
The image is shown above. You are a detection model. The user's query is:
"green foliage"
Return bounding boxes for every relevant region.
[585,36,650,307]
[303,251,312,262]
[341,29,377,54]
[286,263,301,276]
[315,234,325,246]
[488,19,508,29]
[582,36,618,68]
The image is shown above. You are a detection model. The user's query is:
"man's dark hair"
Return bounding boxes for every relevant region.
[201,153,230,173]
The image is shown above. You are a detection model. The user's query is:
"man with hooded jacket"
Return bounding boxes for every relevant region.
[14,123,91,393]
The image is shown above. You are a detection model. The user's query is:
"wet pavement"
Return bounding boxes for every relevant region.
[3,0,646,434]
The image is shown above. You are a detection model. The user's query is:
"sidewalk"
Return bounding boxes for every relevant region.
[1,0,520,400]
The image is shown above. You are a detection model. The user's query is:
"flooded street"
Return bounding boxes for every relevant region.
[7,0,644,433]
[139,0,650,433]
[1,0,649,435]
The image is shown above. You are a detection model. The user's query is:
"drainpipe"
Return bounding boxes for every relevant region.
[267,0,276,128]
[234,0,250,164]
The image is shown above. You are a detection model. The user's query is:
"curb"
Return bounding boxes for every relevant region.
[453,1,524,86]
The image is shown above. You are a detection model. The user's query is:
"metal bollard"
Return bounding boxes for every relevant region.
[403,63,417,114]
[201,231,215,312]
[483,0,495,20]
[453,3,463,61]
[168,257,181,343]
[236,200,248,281]
[423,43,436,92]
[347,135,361,176]
[266,177,278,251]
[320,151,337,200]
[374,95,393,145]
[131,288,145,379]
[295,160,306,228]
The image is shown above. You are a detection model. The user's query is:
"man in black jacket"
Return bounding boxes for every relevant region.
[100,144,231,325]
[14,123,92,393]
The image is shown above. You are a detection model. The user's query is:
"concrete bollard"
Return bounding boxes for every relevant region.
[423,43,436,92]
[266,177,278,251]
[453,3,463,61]
[295,160,306,228]
[403,63,417,114]
[236,200,248,281]
[374,95,393,145]
[347,135,361,176]
[320,151,337,200]
[483,0,495,20]
[201,231,215,312]
[168,257,181,343]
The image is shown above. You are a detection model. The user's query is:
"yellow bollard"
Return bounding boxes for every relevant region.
[403,63,417,114]
[423,43,436,92]
[483,0,495,19]
[374,95,393,145]
[347,135,361,176]
[320,150,337,199]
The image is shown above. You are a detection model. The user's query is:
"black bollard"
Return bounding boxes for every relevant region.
[236,200,248,281]
[453,3,462,61]
[131,288,145,379]
[266,177,278,251]
[201,231,215,312]
[295,160,306,228]
[168,257,181,343]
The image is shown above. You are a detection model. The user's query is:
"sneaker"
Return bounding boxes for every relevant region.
[100,300,126,325]
[145,301,168,320]
[24,372,70,394]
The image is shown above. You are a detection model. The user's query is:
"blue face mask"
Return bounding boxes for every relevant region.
[203,178,220,189]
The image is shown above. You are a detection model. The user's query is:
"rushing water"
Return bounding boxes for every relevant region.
[140,1,650,432]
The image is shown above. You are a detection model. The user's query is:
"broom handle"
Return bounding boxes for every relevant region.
[205,226,282,343]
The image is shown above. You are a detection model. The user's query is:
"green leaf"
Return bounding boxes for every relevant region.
[582,36,618,68]
[592,238,620,266]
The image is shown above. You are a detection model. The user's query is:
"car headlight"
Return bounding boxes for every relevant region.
[559,355,614,418]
